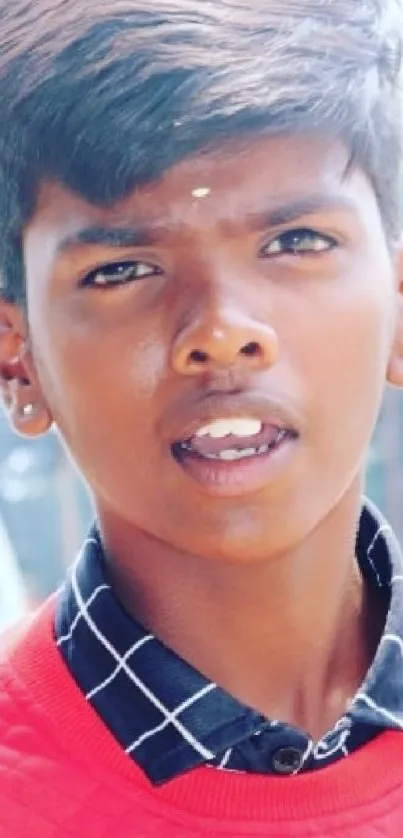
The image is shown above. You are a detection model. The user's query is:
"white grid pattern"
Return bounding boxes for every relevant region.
[56,502,403,779]
[125,683,217,755]
[63,541,217,762]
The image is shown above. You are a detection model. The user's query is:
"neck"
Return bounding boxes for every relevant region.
[98,483,386,740]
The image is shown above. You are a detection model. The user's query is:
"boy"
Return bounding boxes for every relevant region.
[0,0,403,834]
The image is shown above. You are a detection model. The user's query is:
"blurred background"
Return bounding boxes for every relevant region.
[0,387,402,631]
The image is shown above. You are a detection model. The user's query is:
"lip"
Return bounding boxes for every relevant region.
[164,392,302,447]
[161,390,302,498]
[172,430,298,497]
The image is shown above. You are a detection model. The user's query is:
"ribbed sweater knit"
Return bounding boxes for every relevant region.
[1,601,403,837]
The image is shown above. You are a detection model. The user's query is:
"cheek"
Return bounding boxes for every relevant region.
[297,277,395,464]
[30,306,166,467]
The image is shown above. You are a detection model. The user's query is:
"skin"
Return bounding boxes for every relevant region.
[1,133,403,736]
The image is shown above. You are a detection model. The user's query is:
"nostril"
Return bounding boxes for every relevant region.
[240,341,262,358]
[189,349,209,364]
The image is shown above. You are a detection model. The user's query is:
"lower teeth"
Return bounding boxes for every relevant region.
[180,431,287,461]
[210,446,267,461]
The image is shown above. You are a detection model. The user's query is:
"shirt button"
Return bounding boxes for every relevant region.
[271,746,304,776]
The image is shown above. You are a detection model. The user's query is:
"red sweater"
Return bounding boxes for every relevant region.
[1,602,403,837]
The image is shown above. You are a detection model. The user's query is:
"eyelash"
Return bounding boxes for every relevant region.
[79,228,337,288]
[79,261,163,288]
[259,227,337,258]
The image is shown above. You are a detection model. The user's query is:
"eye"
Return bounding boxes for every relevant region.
[80,260,163,287]
[260,228,337,257]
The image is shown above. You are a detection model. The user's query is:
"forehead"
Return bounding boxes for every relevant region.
[28,133,378,240]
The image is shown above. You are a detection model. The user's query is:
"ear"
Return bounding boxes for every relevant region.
[0,298,53,437]
[387,241,403,389]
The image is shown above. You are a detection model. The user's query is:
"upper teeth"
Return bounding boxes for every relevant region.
[196,418,263,439]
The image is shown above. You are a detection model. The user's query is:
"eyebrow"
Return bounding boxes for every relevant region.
[56,194,357,255]
[246,194,358,231]
[57,225,159,254]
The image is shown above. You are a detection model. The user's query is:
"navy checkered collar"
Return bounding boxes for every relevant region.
[55,500,403,785]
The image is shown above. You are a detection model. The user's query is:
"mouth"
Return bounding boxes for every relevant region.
[171,416,299,497]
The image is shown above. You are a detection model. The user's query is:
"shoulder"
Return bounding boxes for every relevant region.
[0,607,55,764]
[0,600,66,778]
[0,612,38,739]
[0,601,153,834]
[0,605,81,832]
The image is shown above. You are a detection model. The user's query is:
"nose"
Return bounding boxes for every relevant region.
[171,309,279,376]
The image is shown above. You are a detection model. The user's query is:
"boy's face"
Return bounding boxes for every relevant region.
[18,134,403,562]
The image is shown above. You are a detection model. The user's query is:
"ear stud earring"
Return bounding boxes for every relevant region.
[191,187,211,199]
[21,403,37,418]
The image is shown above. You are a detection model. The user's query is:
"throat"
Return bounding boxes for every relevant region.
[99,489,387,742]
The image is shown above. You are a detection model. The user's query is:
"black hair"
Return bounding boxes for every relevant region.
[0,0,402,303]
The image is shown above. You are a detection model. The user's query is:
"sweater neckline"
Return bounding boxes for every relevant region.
[5,599,403,824]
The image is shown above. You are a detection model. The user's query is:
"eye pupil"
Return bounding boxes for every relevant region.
[287,231,315,251]
[291,234,302,249]
[262,228,334,258]
[82,260,160,288]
